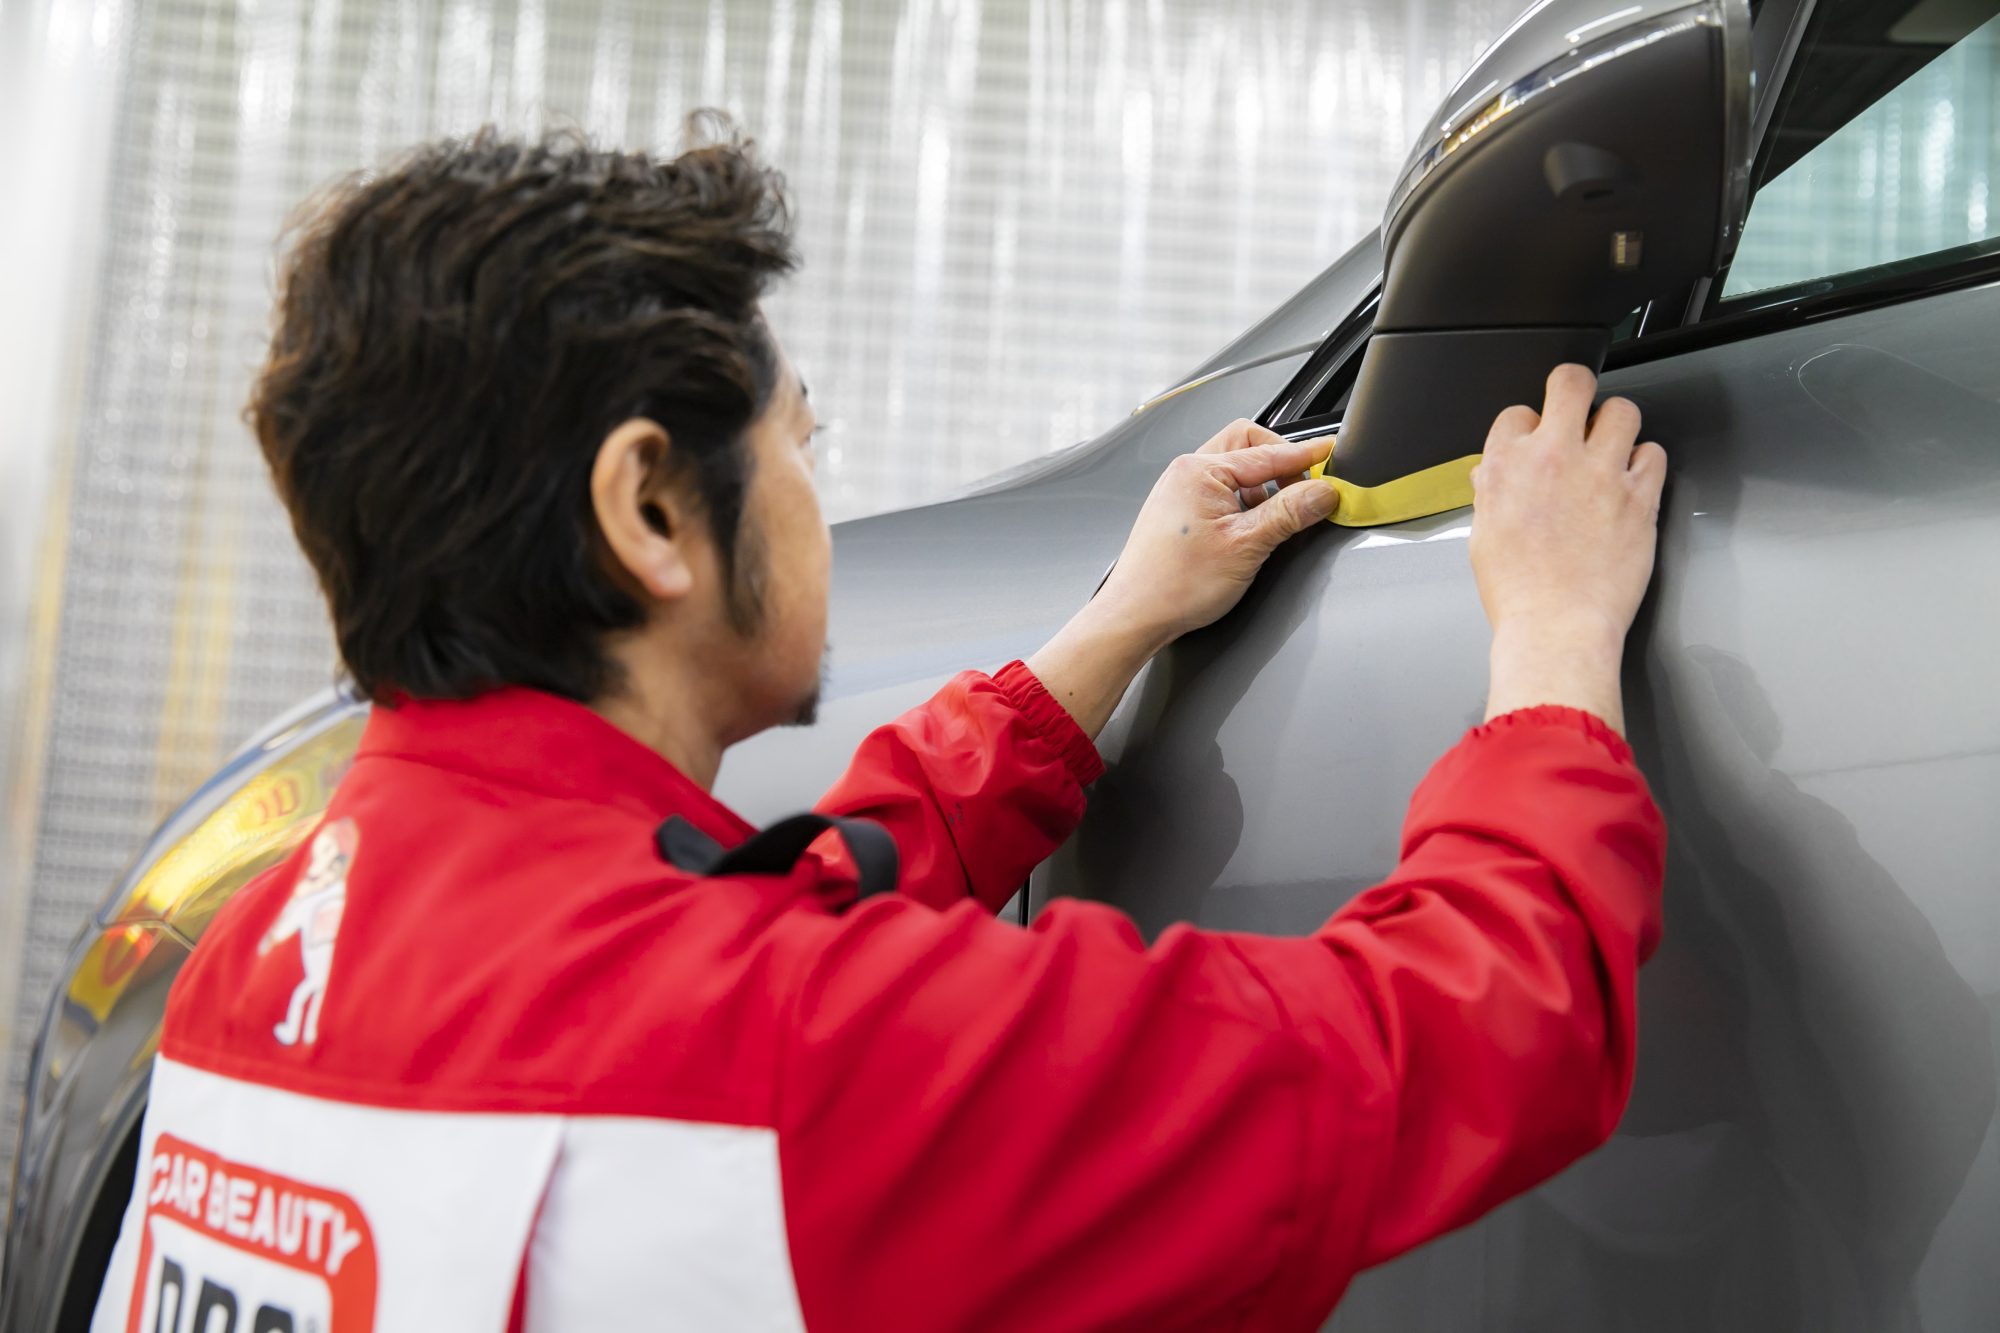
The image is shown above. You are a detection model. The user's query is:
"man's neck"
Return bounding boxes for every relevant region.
[589,649,732,790]
[591,694,724,790]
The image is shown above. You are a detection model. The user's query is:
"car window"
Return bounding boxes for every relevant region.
[1721,0,2000,303]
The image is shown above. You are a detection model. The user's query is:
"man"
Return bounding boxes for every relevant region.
[94,127,1666,1331]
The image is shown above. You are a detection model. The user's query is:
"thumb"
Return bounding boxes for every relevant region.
[1248,477,1338,547]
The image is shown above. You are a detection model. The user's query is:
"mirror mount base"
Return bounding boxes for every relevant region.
[1333,326,1612,489]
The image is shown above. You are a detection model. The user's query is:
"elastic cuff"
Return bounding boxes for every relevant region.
[1472,704,1633,766]
[991,660,1107,787]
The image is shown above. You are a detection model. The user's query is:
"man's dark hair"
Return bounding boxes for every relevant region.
[249,118,796,704]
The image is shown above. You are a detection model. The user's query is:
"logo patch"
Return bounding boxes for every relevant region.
[258,818,357,1047]
[126,1133,377,1332]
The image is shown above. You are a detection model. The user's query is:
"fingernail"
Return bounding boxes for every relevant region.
[1303,480,1339,518]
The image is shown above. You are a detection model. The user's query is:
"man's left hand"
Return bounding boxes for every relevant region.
[1027,422,1335,738]
[1095,419,1337,650]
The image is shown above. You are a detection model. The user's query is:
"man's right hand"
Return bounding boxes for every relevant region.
[1469,364,1667,733]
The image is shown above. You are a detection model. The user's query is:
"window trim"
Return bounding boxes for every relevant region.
[1744,0,1820,186]
[1700,0,2000,325]
[1623,0,2000,358]
[1610,245,2000,368]
[1270,242,2000,397]
[1657,0,1819,326]
[1256,293,1378,433]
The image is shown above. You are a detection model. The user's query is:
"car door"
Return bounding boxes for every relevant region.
[1045,0,2000,1327]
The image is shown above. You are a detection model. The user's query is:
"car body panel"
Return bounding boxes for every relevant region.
[1055,284,2000,1331]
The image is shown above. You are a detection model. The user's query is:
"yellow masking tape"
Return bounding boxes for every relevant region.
[1311,452,1481,528]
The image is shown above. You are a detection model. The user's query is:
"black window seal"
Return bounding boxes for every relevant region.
[1262,241,2000,399]
[1258,291,1378,434]
[1745,0,1819,183]
[1612,244,2000,369]
[1657,0,1819,328]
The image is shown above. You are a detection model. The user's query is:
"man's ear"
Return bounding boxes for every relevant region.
[591,417,696,602]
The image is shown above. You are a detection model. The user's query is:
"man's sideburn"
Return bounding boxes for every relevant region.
[722,509,825,727]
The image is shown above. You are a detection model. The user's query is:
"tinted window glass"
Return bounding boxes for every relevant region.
[1723,0,2000,301]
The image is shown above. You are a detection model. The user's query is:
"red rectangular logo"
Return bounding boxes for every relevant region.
[127,1132,377,1333]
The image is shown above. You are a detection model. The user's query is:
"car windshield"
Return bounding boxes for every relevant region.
[1721,0,2000,302]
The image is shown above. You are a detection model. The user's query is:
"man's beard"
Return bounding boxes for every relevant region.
[785,646,829,728]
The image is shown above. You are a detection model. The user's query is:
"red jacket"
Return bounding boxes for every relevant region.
[92,661,1663,1332]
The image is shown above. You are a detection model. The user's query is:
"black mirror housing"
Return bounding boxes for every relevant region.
[1330,0,1752,500]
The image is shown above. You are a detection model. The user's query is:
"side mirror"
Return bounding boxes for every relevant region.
[1322,0,1751,524]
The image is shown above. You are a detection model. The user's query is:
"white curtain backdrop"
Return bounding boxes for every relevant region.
[0,0,1521,1206]
[0,0,133,1225]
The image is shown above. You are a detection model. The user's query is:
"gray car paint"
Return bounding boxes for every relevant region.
[11,46,2000,1333]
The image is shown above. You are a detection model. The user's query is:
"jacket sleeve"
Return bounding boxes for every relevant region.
[775,706,1665,1332]
[814,660,1104,913]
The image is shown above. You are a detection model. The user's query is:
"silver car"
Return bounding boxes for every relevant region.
[9,0,1998,1326]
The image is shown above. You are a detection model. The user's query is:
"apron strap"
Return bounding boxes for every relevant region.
[655,812,900,906]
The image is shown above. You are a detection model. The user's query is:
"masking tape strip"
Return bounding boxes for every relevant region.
[1310,452,1480,528]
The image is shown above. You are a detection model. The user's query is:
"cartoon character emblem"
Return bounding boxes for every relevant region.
[257,817,358,1047]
